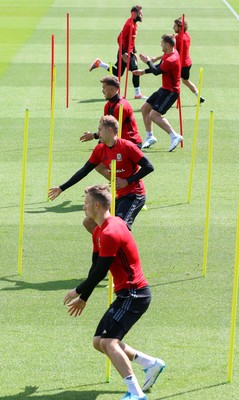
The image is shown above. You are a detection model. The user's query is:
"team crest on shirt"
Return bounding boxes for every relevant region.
[116,153,122,161]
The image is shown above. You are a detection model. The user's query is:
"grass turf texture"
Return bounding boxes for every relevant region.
[0,0,239,399]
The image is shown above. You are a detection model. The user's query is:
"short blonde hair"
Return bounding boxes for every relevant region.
[85,185,112,209]
[100,115,119,135]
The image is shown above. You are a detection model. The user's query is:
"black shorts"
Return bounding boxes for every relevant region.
[116,194,146,230]
[181,65,192,80]
[146,88,179,115]
[94,286,151,340]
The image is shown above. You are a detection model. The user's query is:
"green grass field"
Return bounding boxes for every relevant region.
[1,0,239,399]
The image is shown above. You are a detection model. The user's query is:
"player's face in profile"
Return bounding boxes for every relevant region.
[173,22,180,33]
[102,83,115,100]
[161,40,167,53]
[84,193,96,219]
[98,121,111,144]
[135,9,143,22]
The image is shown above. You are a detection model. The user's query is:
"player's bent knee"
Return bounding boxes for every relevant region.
[93,336,102,352]
[100,338,119,355]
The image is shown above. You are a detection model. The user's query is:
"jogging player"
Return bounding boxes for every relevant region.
[89,5,146,99]
[63,184,165,400]
[173,17,205,103]
[133,34,183,151]
[80,76,142,147]
[48,115,154,233]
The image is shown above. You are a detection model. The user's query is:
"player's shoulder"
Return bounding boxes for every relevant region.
[119,97,132,111]
[105,215,127,228]
[117,138,137,150]
[102,216,127,238]
[94,142,105,150]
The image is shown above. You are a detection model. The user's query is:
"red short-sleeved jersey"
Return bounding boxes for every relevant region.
[89,138,145,198]
[159,50,181,93]
[93,216,148,293]
[175,32,192,67]
[104,97,142,144]
[118,18,137,53]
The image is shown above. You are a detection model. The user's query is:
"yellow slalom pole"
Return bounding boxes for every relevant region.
[18,109,29,275]
[228,201,239,382]
[188,67,203,203]
[109,62,113,76]
[118,103,123,138]
[202,111,214,277]
[47,65,56,200]
[106,159,116,383]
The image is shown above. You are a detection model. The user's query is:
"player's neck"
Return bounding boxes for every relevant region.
[106,137,117,147]
[96,211,111,227]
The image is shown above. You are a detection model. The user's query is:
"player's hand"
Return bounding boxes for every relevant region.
[80,132,94,142]
[116,177,128,189]
[122,53,128,63]
[64,288,78,305]
[48,186,62,201]
[133,53,138,61]
[66,296,86,317]
[139,53,150,63]
[132,69,144,76]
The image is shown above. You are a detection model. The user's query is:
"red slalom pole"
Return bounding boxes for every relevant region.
[124,11,134,99]
[51,34,54,109]
[178,96,184,147]
[66,12,70,108]
[118,32,123,94]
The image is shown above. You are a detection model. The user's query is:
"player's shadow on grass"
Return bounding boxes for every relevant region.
[144,202,188,210]
[0,385,122,400]
[157,381,227,399]
[76,98,105,104]
[26,201,84,214]
[0,276,109,292]
[0,276,82,291]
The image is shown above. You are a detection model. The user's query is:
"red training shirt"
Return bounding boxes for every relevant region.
[118,17,137,53]
[104,96,142,145]
[175,31,192,67]
[159,50,181,93]
[93,216,148,293]
[89,138,145,198]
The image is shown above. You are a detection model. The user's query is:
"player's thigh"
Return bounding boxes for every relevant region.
[94,293,151,341]
[116,195,146,230]
[152,89,179,115]
[181,65,191,80]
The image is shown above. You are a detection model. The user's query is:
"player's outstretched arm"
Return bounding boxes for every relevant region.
[80,132,94,142]
[48,186,62,201]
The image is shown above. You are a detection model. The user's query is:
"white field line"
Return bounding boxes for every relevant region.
[222,0,239,20]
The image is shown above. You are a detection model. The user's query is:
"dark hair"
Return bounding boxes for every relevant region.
[174,17,188,31]
[100,76,120,88]
[99,115,119,134]
[131,5,142,12]
[161,34,176,47]
[85,185,111,209]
